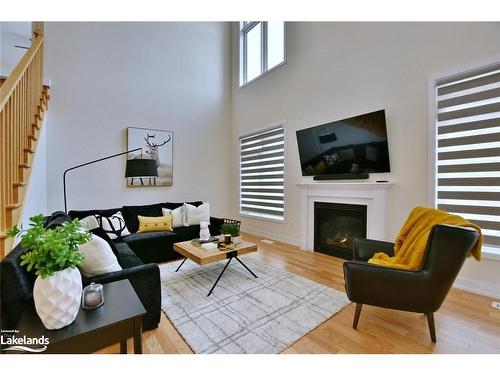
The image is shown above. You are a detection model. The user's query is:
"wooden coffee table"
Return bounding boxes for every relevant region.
[173,240,258,296]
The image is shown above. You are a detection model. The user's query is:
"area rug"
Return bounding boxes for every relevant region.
[159,256,350,353]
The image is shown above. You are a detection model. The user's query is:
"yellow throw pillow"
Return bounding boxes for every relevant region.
[137,215,173,233]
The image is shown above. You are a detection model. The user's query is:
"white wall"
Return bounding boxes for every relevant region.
[455,256,500,299]
[44,22,231,217]
[18,22,499,297]
[230,22,500,297]
[0,22,31,76]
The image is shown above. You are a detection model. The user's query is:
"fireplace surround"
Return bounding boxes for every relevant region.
[297,181,393,252]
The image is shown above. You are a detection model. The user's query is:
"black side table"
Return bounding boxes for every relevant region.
[1,279,146,354]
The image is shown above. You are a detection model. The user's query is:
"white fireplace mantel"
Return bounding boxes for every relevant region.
[296,181,393,251]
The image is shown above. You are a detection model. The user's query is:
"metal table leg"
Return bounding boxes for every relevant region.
[234,256,258,278]
[207,258,232,297]
[175,257,187,272]
[206,254,259,297]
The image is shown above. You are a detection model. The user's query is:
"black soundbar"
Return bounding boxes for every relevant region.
[313,173,369,181]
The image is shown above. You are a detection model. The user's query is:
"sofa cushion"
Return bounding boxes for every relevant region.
[1,245,35,303]
[185,202,210,225]
[172,220,222,241]
[114,242,144,268]
[138,215,173,233]
[78,234,122,277]
[97,211,131,239]
[162,206,185,228]
[163,201,203,210]
[122,203,164,233]
[121,230,180,264]
[173,225,201,242]
[122,231,178,245]
[90,227,123,264]
[69,208,121,220]
[209,217,224,236]
[44,211,73,229]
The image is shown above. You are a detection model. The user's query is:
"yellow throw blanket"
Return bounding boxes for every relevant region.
[368,206,482,271]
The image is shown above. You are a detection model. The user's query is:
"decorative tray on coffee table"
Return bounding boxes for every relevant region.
[191,236,219,246]
[217,242,237,251]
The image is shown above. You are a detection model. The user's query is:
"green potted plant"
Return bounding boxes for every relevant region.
[221,223,241,244]
[7,214,91,330]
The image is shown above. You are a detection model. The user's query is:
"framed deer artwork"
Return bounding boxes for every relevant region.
[127,127,173,187]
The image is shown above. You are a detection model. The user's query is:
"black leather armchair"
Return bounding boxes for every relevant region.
[343,224,480,342]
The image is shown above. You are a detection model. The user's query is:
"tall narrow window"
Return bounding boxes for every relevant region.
[239,22,285,86]
[240,124,285,221]
[432,62,500,250]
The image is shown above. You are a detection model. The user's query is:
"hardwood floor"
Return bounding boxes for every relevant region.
[98,232,500,354]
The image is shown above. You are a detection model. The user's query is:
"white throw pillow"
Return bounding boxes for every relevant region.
[185,202,210,226]
[162,206,185,228]
[78,234,122,277]
[79,215,100,231]
[97,211,131,239]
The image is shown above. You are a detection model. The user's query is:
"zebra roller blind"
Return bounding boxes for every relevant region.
[240,124,285,221]
[435,62,500,248]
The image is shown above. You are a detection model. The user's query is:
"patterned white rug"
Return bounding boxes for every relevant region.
[160,256,350,354]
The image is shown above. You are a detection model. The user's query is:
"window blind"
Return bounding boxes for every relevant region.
[240,124,285,221]
[435,63,500,248]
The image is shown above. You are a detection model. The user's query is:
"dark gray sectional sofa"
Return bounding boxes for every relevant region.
[69,201,223,264]
[1,201,223,333]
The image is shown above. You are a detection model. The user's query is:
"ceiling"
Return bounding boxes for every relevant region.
[1,22,31,38]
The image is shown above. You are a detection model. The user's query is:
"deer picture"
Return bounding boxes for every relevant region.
[145,133,171,168]
[127,128,173,187]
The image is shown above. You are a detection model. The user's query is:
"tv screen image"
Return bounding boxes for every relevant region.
[296,110,390,177]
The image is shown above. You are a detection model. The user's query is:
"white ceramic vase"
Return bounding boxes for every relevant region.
[33,267,82,330]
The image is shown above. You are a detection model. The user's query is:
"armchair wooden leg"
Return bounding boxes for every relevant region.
[353,303,363,329]
[426,313,436,343]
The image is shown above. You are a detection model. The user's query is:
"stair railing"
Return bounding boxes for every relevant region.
[0,24,48,258]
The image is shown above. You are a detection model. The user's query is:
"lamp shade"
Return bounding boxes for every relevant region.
[125,159,158,178]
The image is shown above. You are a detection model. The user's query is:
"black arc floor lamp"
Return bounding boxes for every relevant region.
[63,148,158,213]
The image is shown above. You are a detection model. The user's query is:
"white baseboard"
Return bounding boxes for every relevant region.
[453,277,500,299]
[242,227,302,248]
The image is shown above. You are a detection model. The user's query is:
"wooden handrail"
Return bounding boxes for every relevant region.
[0,27,49,258]
[0,34,44,111]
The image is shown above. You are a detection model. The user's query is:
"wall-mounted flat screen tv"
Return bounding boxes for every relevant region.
[296,110,390,176]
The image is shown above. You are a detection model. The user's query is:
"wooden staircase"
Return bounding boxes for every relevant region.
[0,23,49,258]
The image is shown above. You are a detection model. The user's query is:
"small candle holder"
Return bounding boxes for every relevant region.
[82,282,104,310]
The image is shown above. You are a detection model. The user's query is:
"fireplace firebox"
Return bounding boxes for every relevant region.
[314,202,367,260]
